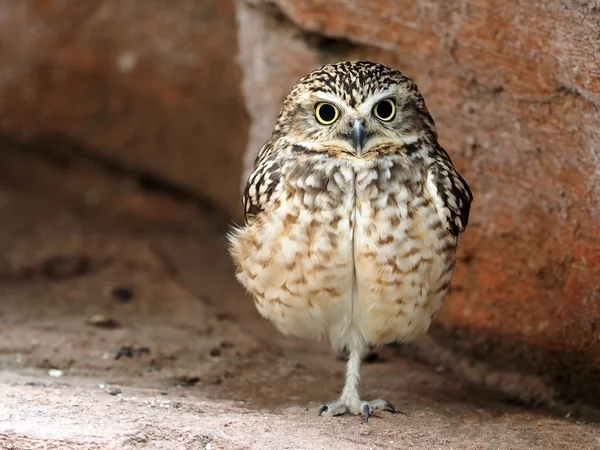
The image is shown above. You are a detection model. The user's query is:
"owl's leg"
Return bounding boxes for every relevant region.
[317,349,396,422]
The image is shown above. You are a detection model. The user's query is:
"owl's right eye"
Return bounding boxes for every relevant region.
[315,102,339,125]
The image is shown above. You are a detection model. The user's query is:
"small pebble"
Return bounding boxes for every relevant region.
[114,345,151,360]
[115,346,134,359]
[117,52,138,74]
[174,376,200,387]
[48,369,63,378]
[215,312,235,321]
[111,286,134,303]
[108,387,122,396]
[209,347,221,357]
[87,314,120,329]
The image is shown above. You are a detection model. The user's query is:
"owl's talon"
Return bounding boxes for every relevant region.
[362,404,370,423]
[366,398,398,415]
[317,397,396,420]
[317,405,329,416]
[317,401,348,417]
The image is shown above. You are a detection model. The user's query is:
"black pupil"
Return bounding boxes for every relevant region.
[376,100,394,119]
[319,104,336,122]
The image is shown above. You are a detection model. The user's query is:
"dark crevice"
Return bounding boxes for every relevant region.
[425,323,600,421]
[0,132,231,224]
[257,1,287,23]
[303,33,357,59]
[248,0,359,62]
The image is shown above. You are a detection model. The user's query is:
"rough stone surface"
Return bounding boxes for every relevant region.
[0,0,248,219]
[236,0,600,405]
[3,374,600,450]
[1,148,600,449]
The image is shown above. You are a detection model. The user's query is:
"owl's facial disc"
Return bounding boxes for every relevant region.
[310,95,378,157]
[292,84,422,157]
[313,87,411,157]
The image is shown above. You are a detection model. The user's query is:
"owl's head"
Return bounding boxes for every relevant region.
[273,61,436,157]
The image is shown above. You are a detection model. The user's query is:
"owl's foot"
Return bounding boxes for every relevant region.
[317,398,396,423]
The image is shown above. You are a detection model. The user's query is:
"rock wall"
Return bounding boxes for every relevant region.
[236,0,600,405]
[0,0,248,219]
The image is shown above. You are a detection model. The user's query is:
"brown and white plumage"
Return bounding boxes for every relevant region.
[229,61,472,420]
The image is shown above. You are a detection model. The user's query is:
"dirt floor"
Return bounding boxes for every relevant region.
[1,144,599,449]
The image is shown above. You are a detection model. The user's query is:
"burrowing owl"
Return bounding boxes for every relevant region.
[229,61,472,421]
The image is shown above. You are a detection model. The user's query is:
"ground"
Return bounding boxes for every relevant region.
[0,145,599,449]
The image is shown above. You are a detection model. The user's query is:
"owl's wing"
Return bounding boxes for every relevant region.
[242,140,283,224]
[426,146,473,237]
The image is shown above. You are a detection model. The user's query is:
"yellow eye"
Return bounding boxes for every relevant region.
[315,102,339,125]
[373,98,396,121]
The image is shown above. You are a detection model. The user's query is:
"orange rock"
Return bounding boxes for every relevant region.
[0,0,248,219]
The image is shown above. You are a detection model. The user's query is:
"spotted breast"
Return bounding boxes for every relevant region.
[230,146,456,354]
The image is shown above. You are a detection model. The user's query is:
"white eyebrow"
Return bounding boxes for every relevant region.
[299,91,355,116]
[311,92,343,104]
[297,91,341,106]
[357,87,397,114]
[297,87,398,115]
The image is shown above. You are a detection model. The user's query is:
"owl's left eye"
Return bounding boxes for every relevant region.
[373,98,396,121]
[315,102,340,125]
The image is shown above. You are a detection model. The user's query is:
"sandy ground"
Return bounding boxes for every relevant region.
[0,146,599,449]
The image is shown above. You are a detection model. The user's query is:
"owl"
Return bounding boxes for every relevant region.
[229,61,472,421]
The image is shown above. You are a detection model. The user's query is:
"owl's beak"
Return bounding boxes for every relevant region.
[350,120,368,156]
